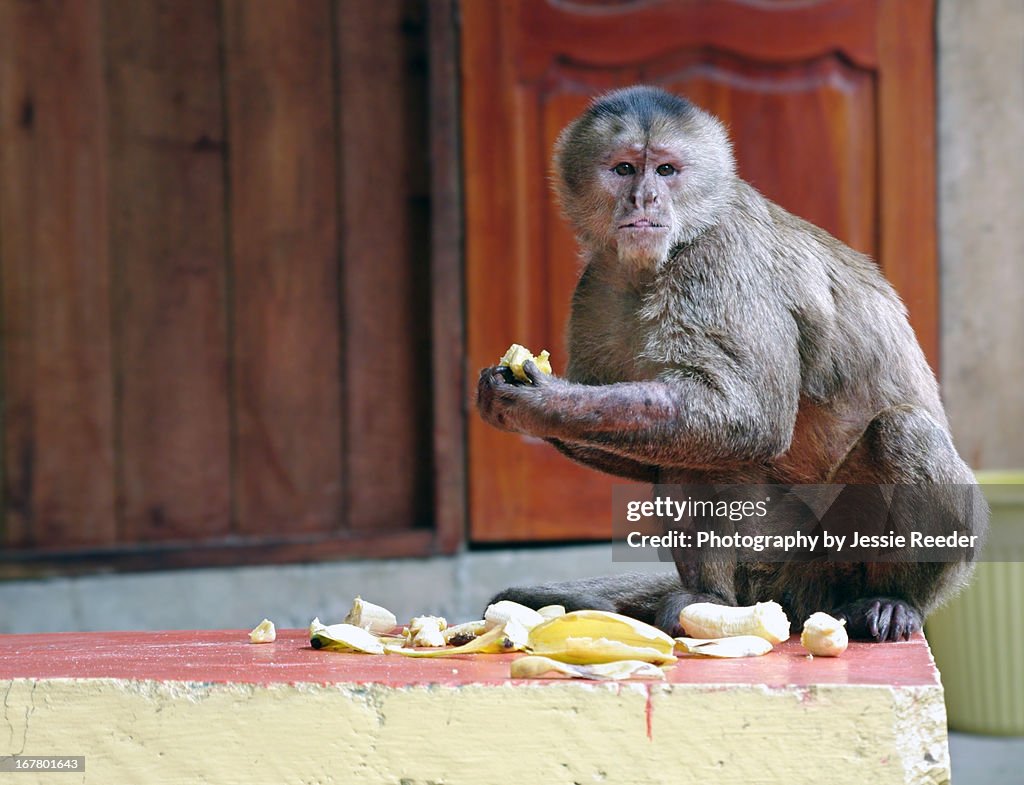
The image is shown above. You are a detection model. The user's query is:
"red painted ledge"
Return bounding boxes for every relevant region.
[0,628,939,687]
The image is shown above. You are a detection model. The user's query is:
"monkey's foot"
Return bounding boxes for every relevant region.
[832,597,921,642]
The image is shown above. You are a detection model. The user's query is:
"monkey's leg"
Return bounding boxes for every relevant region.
[489,573,723,633]
[827,405,986,642]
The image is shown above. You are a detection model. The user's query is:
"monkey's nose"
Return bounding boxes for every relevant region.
[631,189,659,208]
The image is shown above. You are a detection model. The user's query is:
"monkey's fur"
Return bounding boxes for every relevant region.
[477,86,986,642]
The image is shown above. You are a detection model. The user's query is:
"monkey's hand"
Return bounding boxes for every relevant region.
[476,360,556,434]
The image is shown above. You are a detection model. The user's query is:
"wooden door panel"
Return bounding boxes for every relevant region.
[464,0,936,543]
[108,0,233,543]
[0,0,116,548]
[0,0,446,575]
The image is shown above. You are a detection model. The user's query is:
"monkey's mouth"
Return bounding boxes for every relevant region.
[619,218,666,230]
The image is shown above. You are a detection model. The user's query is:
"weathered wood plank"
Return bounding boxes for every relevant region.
[427,0,467,553]
[224,0,343,534]
[337,0,433,532]
[106,0,232,541]
[0,0,116,547]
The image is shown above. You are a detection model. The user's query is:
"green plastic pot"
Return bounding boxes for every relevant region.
[925,471,1024,736]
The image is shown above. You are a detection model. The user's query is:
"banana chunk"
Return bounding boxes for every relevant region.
[484,600,546,631]
[800,612,849,657]
[443,619,488,646]
[249,618,277,644]
[405,615,448,648]
[343,597,398,634]
[499,343,552,382]
[678,601,791,644]
[537,604,566,620]
[387,620,528,658]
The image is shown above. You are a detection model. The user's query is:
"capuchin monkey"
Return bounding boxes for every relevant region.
[477,86,987,642]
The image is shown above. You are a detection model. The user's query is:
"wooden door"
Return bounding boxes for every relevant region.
[0,0,457,575]
[463,0,937,542]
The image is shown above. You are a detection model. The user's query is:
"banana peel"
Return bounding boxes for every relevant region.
[511,655,666,681]
[309,617,385,654]
[675,635,773,658]
[527,609,676,666]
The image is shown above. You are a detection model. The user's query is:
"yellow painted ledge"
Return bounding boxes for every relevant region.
[1,676,948,784]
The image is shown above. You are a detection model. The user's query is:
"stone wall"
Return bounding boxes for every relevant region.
[939,0,1024,469]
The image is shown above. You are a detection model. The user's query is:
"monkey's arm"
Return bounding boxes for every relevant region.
[547,439,659,482]
[478,360,797,468]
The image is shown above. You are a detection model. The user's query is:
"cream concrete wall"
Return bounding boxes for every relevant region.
[0,545,669,634]
[938,0,1024,469]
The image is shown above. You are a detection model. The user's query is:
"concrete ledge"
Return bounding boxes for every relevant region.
[0,629,950,784]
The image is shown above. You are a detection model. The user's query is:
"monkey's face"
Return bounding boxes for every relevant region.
[597,138,686,270]
[553,89,737,273]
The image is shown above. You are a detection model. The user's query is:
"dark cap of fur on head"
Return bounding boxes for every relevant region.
[582,85,695,133]
[555,86,701,195]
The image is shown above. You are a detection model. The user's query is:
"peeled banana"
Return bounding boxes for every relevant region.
[678,601,791,644]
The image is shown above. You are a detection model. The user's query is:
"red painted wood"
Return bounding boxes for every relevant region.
[0,629,937,688]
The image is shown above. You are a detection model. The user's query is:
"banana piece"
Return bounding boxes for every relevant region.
[443,619,488,646]
[511,655,666,681]
[537,604,566,620]
[678,601,791,644]
[405,615,448,648]
[484,600,546,631]
[387,620,528,658]
[527,609,676,665]
[309,617,385,654]
[249,618,276,644]
[343,597,398,634]
[499,343,552,382]
[675,635,773,658]
[800,612,849,657]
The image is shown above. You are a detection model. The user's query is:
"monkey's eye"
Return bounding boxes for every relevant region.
[611,162,636,176]
[655,163,677,176]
